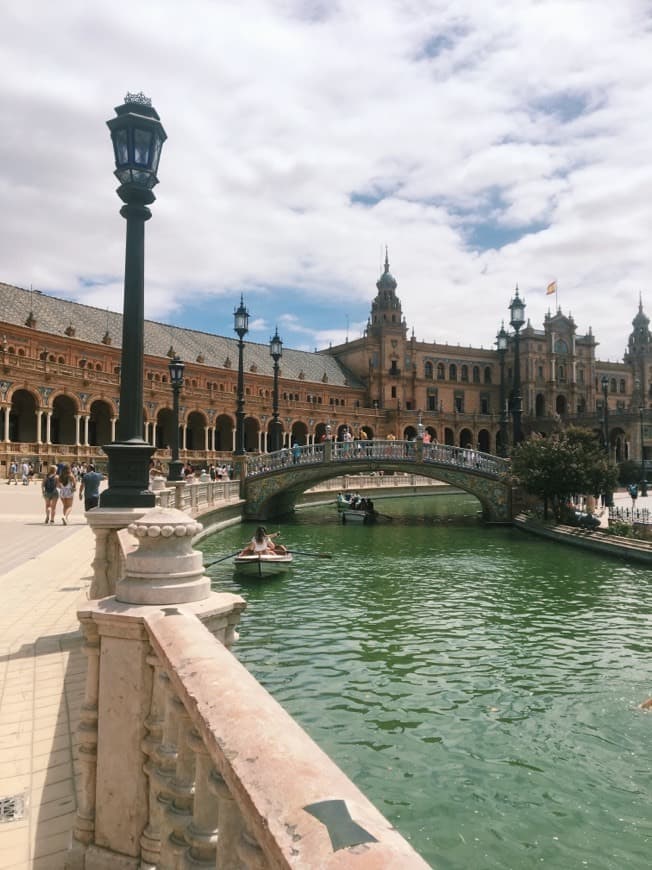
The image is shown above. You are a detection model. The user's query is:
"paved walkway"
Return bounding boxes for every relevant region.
[0,482,95,869]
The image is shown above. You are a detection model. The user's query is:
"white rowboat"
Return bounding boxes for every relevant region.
[233,553,293,577]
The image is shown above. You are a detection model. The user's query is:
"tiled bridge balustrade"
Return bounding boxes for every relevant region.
[67,506,430,869]
[243,439,513,523]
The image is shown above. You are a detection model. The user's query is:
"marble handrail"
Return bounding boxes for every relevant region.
[145,609,431,869]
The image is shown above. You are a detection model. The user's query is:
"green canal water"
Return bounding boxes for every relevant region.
[200,494,651,869]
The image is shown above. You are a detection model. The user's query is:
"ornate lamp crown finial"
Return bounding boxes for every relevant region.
[124,91,152,107]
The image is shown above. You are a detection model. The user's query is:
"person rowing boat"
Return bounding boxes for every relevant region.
[239,526,288,556]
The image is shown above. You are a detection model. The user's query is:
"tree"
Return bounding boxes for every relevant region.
[511,427,618,519]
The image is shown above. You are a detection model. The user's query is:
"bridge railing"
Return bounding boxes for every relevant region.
[422,443,510,475]
[246,443,325,476]
[246,440,510,479]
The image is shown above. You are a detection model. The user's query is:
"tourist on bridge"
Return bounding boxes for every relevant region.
[42,465,60,524]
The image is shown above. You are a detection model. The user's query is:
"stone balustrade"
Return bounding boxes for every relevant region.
[66,505,430,869]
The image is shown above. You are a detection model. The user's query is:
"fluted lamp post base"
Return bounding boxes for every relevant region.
[100,441,156,509]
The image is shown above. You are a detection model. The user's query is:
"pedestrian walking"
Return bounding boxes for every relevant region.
[42,465,60,524]
[7,460,18,484]
[58,463,77,525]
[79,464,105,512]
[21,460,30,486]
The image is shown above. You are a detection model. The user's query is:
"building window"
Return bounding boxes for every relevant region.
[454,392,464,413]
[437,363,445,380]
[391,386,397,398]
[425,361,433,379]
[619,379,626,393]
[461,364,469,382]
[484,366,492,384]
[473,366,480,383]
[449,364,457,381]
[480,395,490,414]
[610,378,617,393]
[538,365,544,380]
[578,368,584,384]
[428,395,437,411]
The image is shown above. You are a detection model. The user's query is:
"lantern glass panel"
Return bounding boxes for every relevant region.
[133,128,154,166]
[114,128,129,165]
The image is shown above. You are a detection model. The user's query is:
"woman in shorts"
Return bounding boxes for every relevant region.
[58,463,77,525]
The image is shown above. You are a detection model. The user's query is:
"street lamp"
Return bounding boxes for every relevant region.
[640,405,648,496]
[101,92,167,508]
[416,409,424,440]
[234,295,249,456]
[496,322,509,456]
[269,327,283,452]
[601,374,609,455]
[509,287,526,446]
[167,356,185,482]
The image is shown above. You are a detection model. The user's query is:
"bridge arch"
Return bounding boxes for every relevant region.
[242,441,512,524]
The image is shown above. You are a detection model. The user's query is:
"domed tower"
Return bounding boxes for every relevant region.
[625,297,652,401]
[368,248,407,337]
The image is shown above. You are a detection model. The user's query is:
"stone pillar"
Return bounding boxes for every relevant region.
[83,415,90,446]
[181,424,187,451]
[74,414,81,446]
[67,507,245,870]
[35,409,42,445]
[204,425,209,452]
[110,417,117,441]
[45,411,52,445]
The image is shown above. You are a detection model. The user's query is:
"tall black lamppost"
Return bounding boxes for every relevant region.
[102,92,167,508]
[509,287,526,446]
[234,296,249,456]
[496,322,509,456]
[269,328,283,452]
[601,374,609,455]
[639,405,648,496]
[167,356,185,482]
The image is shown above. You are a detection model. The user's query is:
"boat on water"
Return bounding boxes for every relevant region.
[340,508,377,524]
[337,492,378,524]
[233,552,293,577]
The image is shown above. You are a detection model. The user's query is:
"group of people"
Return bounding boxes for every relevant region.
[41,463,105,525]
[239,526,288,556]
[7,460,34,485]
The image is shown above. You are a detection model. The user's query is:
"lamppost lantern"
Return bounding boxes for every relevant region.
[101,93,166,508]
[270,328,283,361]
[107,92,167,193]
[509,287,526,331]
[168,355,185,386]
[601,374,609,394]
[496,323,508,353]
[234,296,250,339]
[269,327,283,452]
[508,289,526,446]
[234,296,249,457]
[167,356,185,483]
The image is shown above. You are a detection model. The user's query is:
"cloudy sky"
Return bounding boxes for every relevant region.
[2,0,651,362]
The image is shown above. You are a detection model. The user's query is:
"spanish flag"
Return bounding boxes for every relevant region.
[546,280,557,295]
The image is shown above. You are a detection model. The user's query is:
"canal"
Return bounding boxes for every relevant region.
[200,493,651,869]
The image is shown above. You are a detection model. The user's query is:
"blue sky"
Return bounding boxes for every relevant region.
[1,0,652,361]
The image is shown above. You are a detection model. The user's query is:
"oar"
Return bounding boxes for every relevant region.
[286,549,332,559]
[204,550,243,568]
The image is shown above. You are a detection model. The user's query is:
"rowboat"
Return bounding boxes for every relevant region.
[340,508,377,524]
[233,552,293,577]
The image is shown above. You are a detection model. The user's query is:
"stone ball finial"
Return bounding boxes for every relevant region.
[116,507,210,605]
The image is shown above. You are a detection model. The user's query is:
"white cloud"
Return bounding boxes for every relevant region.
[0,0,651,362]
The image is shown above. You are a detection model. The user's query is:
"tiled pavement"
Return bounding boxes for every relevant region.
[0,483,94,869]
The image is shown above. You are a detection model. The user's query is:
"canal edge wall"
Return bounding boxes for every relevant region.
[513,513,652,565]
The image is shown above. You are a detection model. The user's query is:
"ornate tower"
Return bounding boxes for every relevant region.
[625,297,652,402]
[366,249,408,411]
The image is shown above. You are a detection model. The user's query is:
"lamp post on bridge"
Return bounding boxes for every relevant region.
[167,356,185,482]
[496,322,509,456]
[234,296,249,457]
[601,375,609,456]
[101,92,166,508]
[269,327,283,453]
[508,287,526,447]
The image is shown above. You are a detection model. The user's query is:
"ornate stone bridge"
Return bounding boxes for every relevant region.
[241,439,513,523]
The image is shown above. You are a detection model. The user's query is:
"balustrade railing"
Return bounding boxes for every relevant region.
[609,506,652,525]
[246,440,509,479]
